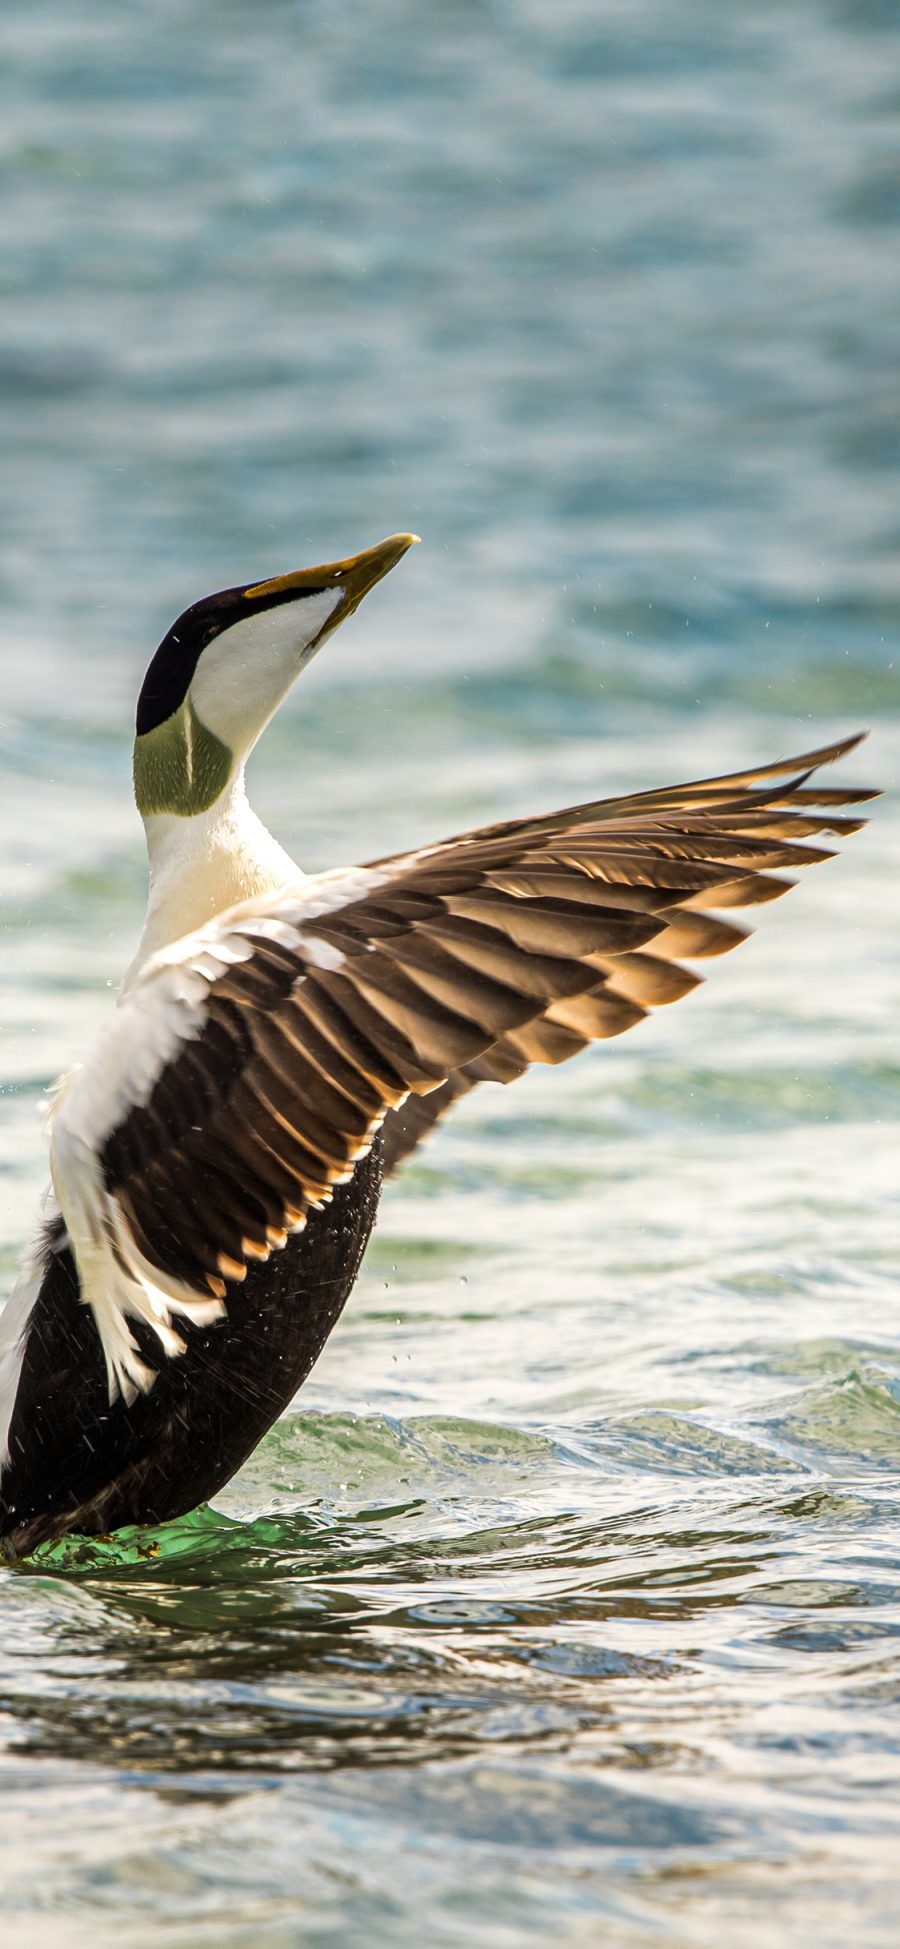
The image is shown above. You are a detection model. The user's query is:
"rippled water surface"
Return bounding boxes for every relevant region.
[0,3,898,1944]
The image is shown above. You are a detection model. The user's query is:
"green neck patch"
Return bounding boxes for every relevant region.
[133,699,234,817]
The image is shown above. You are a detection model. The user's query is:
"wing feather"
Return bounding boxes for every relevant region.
[46,735,872,1397]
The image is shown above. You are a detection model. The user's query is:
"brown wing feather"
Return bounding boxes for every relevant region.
[376,736,875,1176]
[102,737,873,1274]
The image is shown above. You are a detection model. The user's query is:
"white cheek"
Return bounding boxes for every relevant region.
[190,590,344,748]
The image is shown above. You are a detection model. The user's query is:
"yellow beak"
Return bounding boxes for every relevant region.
[243,533,420,632]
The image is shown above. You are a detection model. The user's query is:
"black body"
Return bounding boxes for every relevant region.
[0,1141,382,1555]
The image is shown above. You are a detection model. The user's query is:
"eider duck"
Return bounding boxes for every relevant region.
[0,534,873,1553]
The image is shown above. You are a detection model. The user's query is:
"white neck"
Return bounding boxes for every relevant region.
[124,773,299,990]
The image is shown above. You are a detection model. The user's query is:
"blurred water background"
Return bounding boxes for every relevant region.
[0,2,898,1944]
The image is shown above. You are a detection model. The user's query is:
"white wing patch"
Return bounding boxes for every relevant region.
[45,872,381,1406]
[49,1082,226,1403]
[47,941,227,1401]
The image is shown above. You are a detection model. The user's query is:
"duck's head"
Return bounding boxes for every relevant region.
[133,533,418,818]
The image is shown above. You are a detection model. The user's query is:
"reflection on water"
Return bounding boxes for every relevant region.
[6,1397,900,1942]
[0,0,899,1943]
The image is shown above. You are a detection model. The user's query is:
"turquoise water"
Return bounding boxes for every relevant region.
[0,2,899,1943]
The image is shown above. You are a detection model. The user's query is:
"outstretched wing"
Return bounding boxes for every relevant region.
[48,734,873,1400]
[375,732,874,1171]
